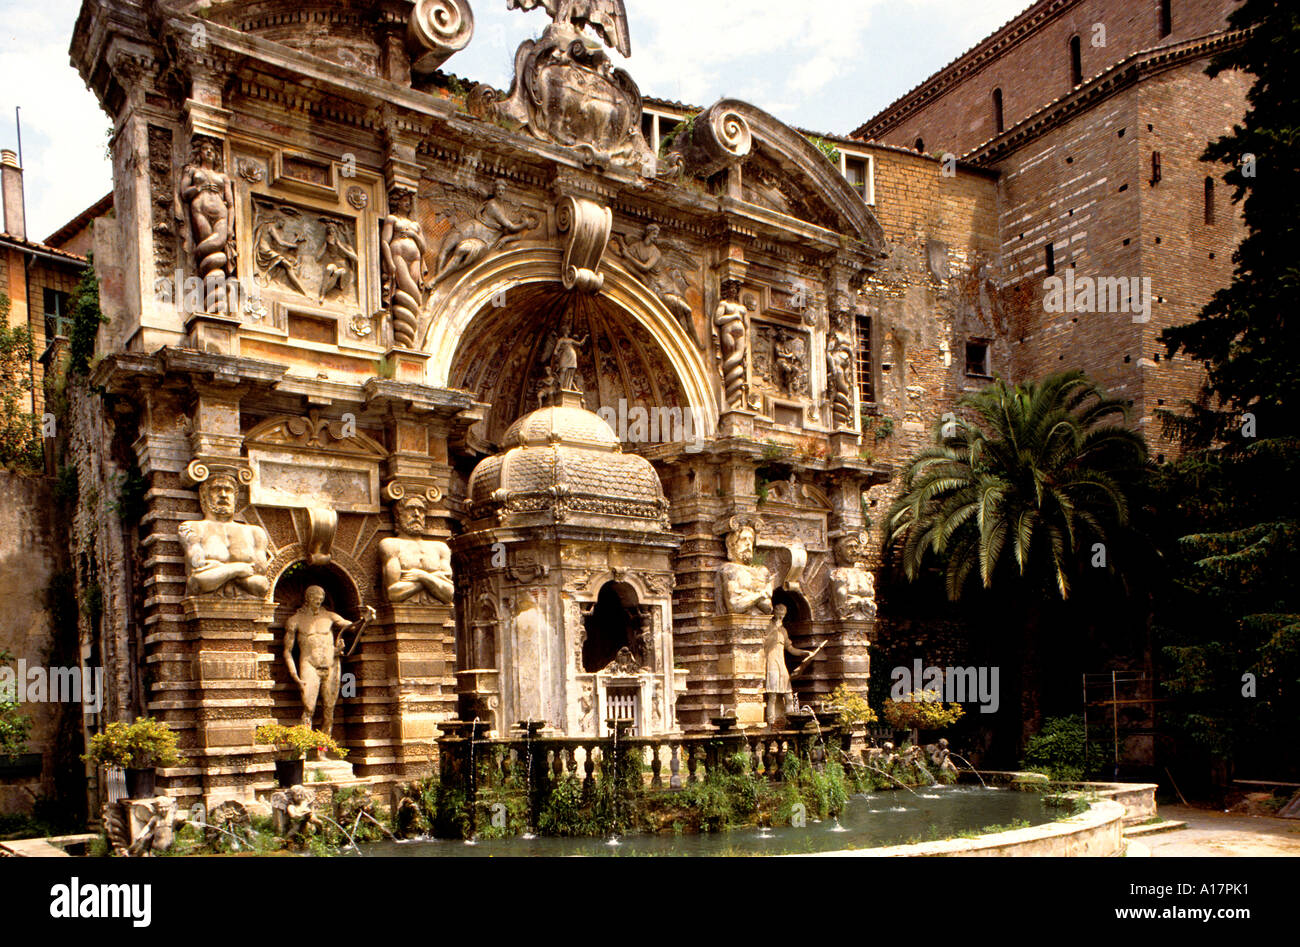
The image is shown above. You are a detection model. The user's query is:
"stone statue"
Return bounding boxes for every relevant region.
[928,738,959,778]
[317,218,358,303]
[545,324,589,392]
[616,224,693,333]
[717,524,774,615]
[432,180,538,286]
[827,310,856,428]
[763,604,814,725]
[378,495,455,605]
[714,297,750,410]
[830,532,877,621]
[176,136,237,312]
[103,797,183,856]
[179,471,271,598]
[271,785,321,838]
[773,330,807,396]
[283,586,375,735]
[381,189,430,349]
[603,645,640,674]
[508,0,631,57]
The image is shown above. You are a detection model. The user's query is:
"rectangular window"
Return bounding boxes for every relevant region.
[965,340,991,378]
[1204,177,1215,224]
[840,153,874,204]
[43,288,72,340]
[1045,242,1056,275]
[1158,0,1172,38]
[855,313,874,405]
[1150,151,1162,185]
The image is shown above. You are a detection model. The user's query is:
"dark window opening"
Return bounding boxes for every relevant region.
[914,137,925,153]
[845,155,870,200]
[1158,0,1172,37]
[992,88,1004,135]
[1069,35,1083,86]
[1150,151,1162,184]
[965,340,991,378]
[855,313,874,405]
[582,582,643,673]
[43,288,72,340]
[1204,177,1215,224]
[640,111,655,146]
[1045,242,1056,275]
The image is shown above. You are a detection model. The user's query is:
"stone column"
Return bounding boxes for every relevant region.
[180,596,278,807]
[708,614,769,727]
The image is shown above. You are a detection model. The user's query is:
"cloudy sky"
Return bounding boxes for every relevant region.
[0,0,1029,241]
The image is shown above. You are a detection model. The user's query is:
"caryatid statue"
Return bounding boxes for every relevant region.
[830,532,877,621]
[827,310,856,428]
[714,296,750,410]
[176,136,237,313]
[283,586,375,735]
[178,470,270,598]
[717,523,774,615]
[380,188,429,349]
[378,495,455,605]
[762,603,816,725]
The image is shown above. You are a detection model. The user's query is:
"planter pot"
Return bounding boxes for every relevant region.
[0,752,43,779]
[274,758,305,788]
[125,767,156,799]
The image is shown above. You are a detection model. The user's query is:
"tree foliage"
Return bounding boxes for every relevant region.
[0,295,42,471]
[885,371,1148,600]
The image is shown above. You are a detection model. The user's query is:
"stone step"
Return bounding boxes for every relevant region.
[1124,819,1187,837]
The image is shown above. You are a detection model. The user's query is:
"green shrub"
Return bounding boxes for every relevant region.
[82,717,184,769]
[1021,715,1089,781]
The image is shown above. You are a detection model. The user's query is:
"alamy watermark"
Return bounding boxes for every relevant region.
[890,660,1000,714]
[596,398,705,452]
[0,661,104,714]
[1043,270,1152,323]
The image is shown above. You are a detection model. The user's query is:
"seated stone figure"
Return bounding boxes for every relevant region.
[830,532,877,621]
[717,525,774,615]
[378,495,454,604]
[178,470,270,598]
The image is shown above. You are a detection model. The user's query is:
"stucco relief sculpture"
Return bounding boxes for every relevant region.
[284,586,375,734]
[615,223,693,335]
[494,0,653,170]
[381,188,430,349]
[317,219,358,304]
[179,468,270,598]
[176,136,237,312]
[827,309,856,428]
[431,180,538,286]
[830,532,877,621]
[717,522,774,615]
[763,603,816,725]
[773,330,808,396]
[378,494,455,605]
[253,204,309,296]
[714,296,752,410]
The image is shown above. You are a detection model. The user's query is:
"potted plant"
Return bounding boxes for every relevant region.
[82,717,185,798]
[882,690,964,745]
[823,684,877,751]
[255,724,346,787]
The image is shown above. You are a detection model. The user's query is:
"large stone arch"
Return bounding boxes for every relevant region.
[420,245,719,438]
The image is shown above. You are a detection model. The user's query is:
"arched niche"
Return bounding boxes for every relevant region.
[582,581,643,673]
[422,246,718,439]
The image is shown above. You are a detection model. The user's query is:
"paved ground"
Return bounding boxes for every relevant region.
[1144,806,1300,857]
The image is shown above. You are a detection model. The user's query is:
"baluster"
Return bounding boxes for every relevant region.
[583,745,595,797]
[552,747,563,781]
[650,743,663,789]
[776,740,788,780]
[566,745,578,779]
[687,743,699,784]
[764,739,777,781]
[669,742,682,789]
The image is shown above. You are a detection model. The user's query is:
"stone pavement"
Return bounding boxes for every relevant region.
[1144,806,1300,857]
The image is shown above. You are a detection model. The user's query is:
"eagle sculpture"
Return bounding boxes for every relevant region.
[507,0,632,58]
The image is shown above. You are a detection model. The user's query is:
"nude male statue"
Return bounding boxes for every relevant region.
[178,471,270,597]
[377,495,455,605]
[717,525,775,615]
[283,586,374,735]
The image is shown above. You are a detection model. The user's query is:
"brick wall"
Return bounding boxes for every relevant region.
[859,0,1237,157]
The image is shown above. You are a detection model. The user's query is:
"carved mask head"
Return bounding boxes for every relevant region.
[726,526,756,565]
[199,473,239,520]
[397,496,427,535]
[835,533,866,569]
[304,586,325,611]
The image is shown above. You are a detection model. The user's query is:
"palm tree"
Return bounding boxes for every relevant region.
[887,371,1147,599]
[884,371,1149,749]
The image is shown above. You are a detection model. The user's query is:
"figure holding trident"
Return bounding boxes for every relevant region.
[283,586,375,738]
[762,604,824,726]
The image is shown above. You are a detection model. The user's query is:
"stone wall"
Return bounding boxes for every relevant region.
[0,471,60,814]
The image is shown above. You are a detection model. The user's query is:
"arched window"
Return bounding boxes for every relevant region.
[1158,0,1172,37]
[914,137,925,153]
[1204,177,1215,225]
[1069,35,1083,86]
[992,88,1004,135]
